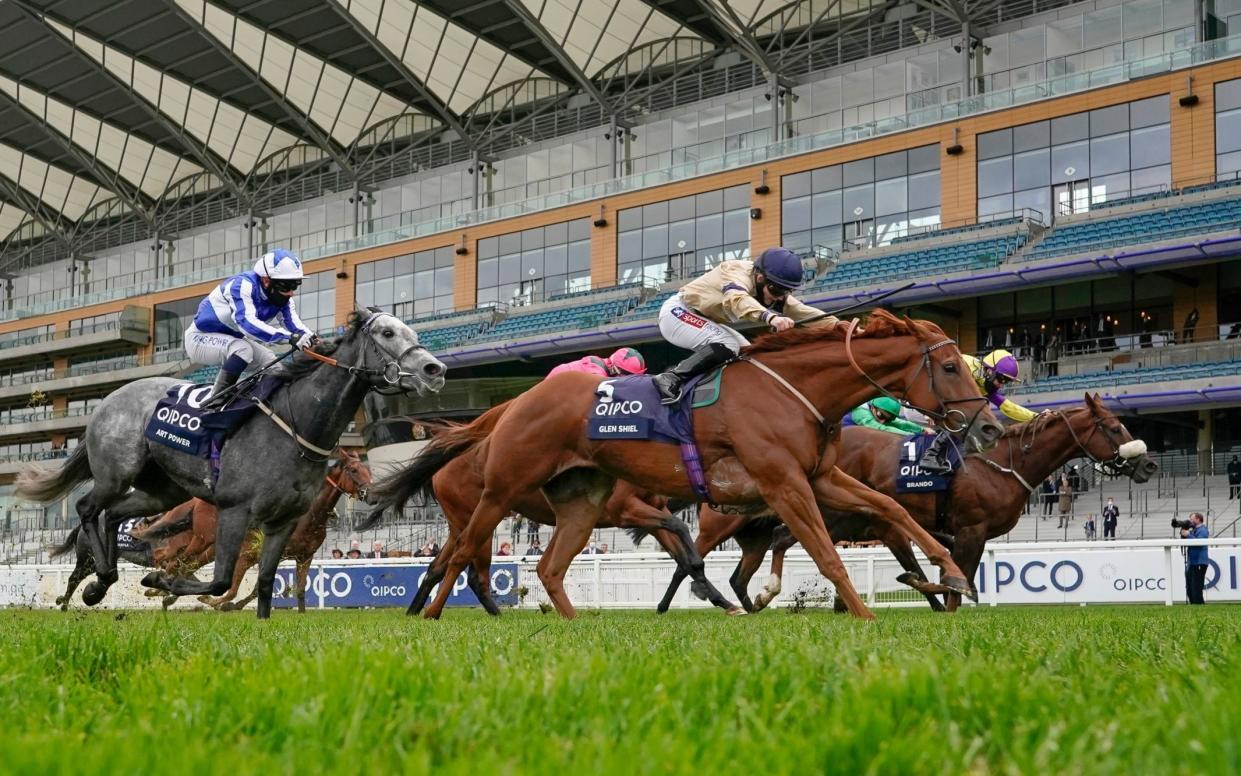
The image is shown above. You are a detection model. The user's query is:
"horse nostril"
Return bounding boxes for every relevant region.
[423,362,444,377]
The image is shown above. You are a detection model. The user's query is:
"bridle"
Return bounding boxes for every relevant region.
[1055,409,1139,477]
[325,457,371,502]
[843,318,989,438]
[300,312,433,396]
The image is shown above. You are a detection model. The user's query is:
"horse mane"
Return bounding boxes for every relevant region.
[742,309,939,357]
[280,310,369,380]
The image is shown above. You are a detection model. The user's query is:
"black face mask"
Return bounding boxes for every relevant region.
[267,279,300,305]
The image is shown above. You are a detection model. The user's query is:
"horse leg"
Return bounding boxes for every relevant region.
[747,466,873,621]
[253,522,296,620]
[620,506,739,614]
[295,557,311,614]
[810,468,973,600]
[210,535,258,610]
[753,524,798,612]
[534,469,614,619]
[56,546,95,611]
[467,548,502,616]
[944,526,987,612]
[408,533,455,615]
[872,524,945,612]
[422,497,514,620]
[83,485,188,606]
[142,504,249,598]
[655,507,743,614]
[729,523,775,613]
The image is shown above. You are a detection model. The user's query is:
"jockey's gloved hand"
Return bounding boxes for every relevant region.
[769,315,794,332]
[290,332,318,351]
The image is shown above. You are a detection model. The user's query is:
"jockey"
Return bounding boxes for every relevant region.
[184,248,320,398]
[844,396,933,436]
[547,347,647,379]
[918,348,1037,473]
[651,246,836,404]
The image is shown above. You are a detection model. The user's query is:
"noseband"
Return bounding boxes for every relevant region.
[1057,411,1140,476]
[300,312,431,394]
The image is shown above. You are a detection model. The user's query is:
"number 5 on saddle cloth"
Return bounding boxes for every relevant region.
[143,376,285,483]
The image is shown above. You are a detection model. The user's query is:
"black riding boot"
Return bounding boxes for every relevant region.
[208,368,241,404]
[917,432,953,474]
[653,342,736,405]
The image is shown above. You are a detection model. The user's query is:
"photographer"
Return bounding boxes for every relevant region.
[1173,513,1209,605]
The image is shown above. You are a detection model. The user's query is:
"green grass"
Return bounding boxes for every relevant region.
[1,606,1238,775]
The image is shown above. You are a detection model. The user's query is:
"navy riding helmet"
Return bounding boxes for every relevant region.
[754,246,804,290]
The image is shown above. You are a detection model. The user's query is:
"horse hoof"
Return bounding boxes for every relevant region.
[726,607,747,617]
[81,582,107,607]
[895,571,925,587]
[140,572,163,589]
[942,576,971,596]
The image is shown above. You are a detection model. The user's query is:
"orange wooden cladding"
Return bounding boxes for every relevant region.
[4,59,1241,337]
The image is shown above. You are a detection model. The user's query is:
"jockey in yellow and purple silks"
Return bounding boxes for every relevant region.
[547,347,647,379]
[918,348,1036,473]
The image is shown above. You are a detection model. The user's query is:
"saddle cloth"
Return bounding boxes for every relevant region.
[115,517,153,562]
[587,375,713,500]
[895,433,963,493]
[144,375,284,459]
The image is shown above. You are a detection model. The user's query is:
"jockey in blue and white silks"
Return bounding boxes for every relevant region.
[184,248,320,397]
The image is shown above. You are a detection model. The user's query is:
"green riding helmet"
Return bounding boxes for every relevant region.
[869,396,902,419]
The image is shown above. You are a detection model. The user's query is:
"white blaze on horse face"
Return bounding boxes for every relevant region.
[1118,440,1148,460]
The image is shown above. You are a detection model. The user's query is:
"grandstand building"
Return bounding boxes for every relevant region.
[3,0,1241,539]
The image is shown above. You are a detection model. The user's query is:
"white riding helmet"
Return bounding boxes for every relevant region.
[254,248,304,281]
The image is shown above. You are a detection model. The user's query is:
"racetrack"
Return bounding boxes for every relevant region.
[2,606,1237,774]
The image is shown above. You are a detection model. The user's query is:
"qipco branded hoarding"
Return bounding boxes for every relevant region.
[978,545,1241,604]
[271,562,520,609]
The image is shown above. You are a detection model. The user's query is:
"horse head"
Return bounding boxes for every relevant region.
[340,306,446,396]
[1065,393,1159,483]
[888,313,1004,453]
[328,448,377,505]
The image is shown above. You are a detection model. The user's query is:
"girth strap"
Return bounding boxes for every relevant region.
[982,458,1035,493]
[746,357,826,425]
[254,400,334,458]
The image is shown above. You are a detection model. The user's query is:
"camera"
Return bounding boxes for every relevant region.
[1171,518,1193,530]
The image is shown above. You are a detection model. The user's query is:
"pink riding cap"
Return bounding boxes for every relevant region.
[547,348,647,379]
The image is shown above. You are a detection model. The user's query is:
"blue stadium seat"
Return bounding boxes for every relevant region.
[1024,196,1241,260]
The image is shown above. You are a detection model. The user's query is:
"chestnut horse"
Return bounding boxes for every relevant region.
[373,311,1003,620]
[661,393,1158,612]
[360,401,739,617]
[51,452,372,610]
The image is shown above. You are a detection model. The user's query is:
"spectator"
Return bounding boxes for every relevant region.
[330,548,344,559]
[368,541,387,559]
[527,518,540,544]
[1057,474,1073,528]
[509,514,523,546]
[497,542,513,557]
[582,541,601,555]
[346,548,362,560]
[415,542,434,558]
[599,543,609,554]
[1181,512,1209,605]
[524,538,544,558]
[1040,476,1056,519]
[1084,513,1097,541]
[1102,497,1120,540]
[1227,455,1241,500]
[428,541,441,557]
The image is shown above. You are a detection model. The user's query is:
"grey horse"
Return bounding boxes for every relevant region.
[17,308,445,618]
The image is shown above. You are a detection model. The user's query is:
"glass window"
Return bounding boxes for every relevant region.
[977,129,1013,160]
[875,178,907,216]
[1051,113,1090,144]
[907,171,939,210]
[1051,141,1090,182]
[783,196,812,233]
[875,151,907,180]
[843,157,874,185]
[843,185,874,220]
[811,165,843,191]
[1090,104,1129,137]
[1013,148,1050,190]
[1084,6,1123,48]
[1090,133,1130,176]
[1130,95,1170,128]
[908,144,939,174]
[978,157,1014,197]
[782,171,811,199]
[811,190,843,227]
[1013,121,1050,152]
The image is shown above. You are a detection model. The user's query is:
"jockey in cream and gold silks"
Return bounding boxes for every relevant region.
[651,247,837,404]
[548,348,648,379]
[918,348,1036,473]
[184,248,320,399]
[844,396,933,436]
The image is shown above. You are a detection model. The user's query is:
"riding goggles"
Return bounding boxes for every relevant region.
[270,278,302,294]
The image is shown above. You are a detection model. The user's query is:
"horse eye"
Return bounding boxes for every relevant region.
[382,328,394,338]
[942,361,957,373]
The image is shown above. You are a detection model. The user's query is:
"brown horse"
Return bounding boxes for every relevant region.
[360,401,739,617]
[52,452,373,611]
[373,311,1003,620]
[663,393,1158,612]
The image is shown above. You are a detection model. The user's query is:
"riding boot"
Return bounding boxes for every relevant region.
[208,368,241,404]
[653,342,736,405]
[917,432,954,474]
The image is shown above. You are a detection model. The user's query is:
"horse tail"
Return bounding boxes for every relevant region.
[49,526,81,559]
[357,401,513,532]
[625,527,652,547]
[15,446,91,504]
[139,512,195,541]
